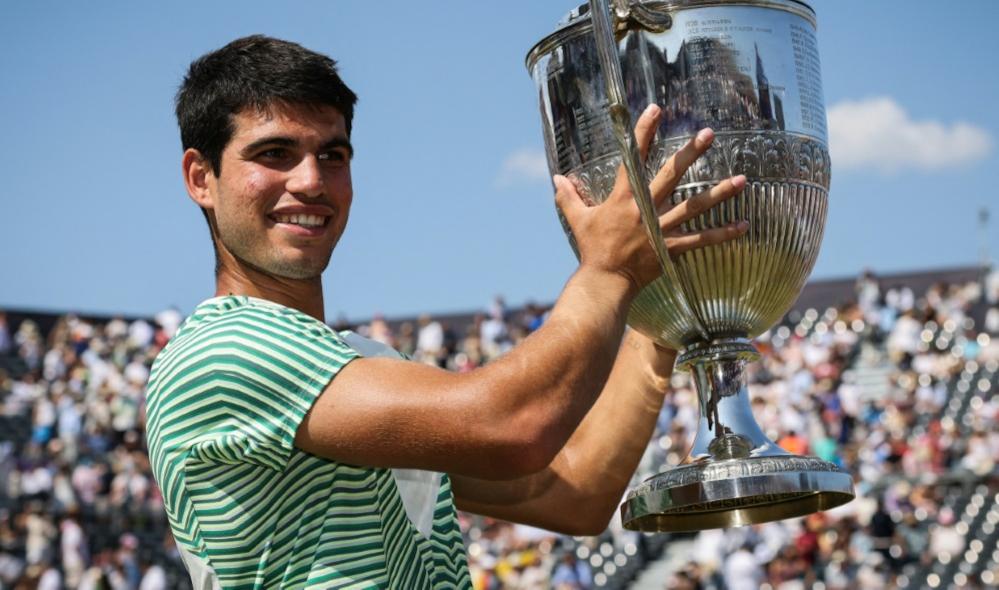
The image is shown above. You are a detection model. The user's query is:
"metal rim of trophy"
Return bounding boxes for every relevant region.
[622,465,855,532]
[526,0,818,72]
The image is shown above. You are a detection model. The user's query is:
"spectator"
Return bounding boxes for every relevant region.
[60,510,88,587]
[777,429,808,456]
[0,312,12,355]
[724,543,764,590]
[868,500,895,563]
[551,552,592,589]
[139,560,168,590]
[416,313,444,360]
[928,507,965,559]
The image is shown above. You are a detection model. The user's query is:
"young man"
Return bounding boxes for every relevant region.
[146,35,748,589]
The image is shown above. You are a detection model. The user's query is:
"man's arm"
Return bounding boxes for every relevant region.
[294,105,745,480]
[297,265,637,479]
[449,329,676,535]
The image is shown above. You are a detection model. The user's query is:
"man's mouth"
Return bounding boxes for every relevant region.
[272,213,330,228]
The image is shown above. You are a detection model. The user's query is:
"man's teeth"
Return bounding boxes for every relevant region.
[275,214,326,228]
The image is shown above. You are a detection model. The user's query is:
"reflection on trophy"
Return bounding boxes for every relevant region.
[527,0,855,531]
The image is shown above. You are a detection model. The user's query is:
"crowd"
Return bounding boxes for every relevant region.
[0,268,997,589]
[0,309,184,589]
[659,270,999,590]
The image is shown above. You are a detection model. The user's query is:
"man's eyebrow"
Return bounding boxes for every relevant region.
[240,136,298,156]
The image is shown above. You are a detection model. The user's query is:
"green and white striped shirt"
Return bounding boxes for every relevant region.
[146,296,471,589]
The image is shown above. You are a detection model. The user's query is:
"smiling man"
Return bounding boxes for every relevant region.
[145,35,748,589]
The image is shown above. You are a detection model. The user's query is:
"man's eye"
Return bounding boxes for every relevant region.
[258,148,288,160]
[318,150,348,164]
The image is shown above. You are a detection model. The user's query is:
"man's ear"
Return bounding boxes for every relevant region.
[182,149,215,210]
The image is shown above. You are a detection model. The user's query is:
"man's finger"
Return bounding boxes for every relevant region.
[650,128,714,204]
[609,104,662,203]
[635,104,662,162]
[664,222,749,256]
[659,175,746,230]
[553,174,586,222]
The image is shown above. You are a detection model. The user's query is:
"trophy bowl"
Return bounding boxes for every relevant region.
[527,0,854,531]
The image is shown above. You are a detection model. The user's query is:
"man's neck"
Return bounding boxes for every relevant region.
[215,261,326,322]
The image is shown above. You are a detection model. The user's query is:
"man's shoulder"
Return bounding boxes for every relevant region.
[155,296,340,361]
[178,296,330,336]
[146,296,357,406]
[144,296,360,467]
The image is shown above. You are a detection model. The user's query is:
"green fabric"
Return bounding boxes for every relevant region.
[146,296,471,589]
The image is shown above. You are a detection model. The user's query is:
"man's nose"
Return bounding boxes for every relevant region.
[286,155,323,197]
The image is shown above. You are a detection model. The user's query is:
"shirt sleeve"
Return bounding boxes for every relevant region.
[180,304,359,471]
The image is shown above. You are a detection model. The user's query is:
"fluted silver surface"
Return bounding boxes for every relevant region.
[529,0,832,349]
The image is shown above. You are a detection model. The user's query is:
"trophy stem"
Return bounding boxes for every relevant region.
[680,339,785,462]
[620,337,855,532]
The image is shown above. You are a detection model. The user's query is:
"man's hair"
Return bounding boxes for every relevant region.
[176,34,358,174]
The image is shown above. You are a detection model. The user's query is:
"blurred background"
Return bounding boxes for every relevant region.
[2,1,998,589]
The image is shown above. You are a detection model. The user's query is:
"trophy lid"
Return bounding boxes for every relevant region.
[527,0,818,71]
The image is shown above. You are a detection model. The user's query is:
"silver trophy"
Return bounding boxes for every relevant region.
[527,0,854,531]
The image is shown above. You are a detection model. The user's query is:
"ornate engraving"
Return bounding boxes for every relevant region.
[678,340,758,367]
[568,131,831,207]
[666,492,808,514]
[571,159,619,205]
[630,455,846,498]
[654,131,831,189]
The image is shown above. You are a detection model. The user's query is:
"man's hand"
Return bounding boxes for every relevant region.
[553,104,749,296]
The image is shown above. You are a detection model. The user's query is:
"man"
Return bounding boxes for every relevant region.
[146,35,748,589]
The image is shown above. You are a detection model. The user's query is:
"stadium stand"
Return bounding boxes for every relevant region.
[0,265,996,589]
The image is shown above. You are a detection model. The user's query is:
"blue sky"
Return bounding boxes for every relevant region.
[2,1,997,321]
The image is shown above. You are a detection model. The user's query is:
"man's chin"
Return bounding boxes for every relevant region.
[233,251,330,282]
[268,260,329,280]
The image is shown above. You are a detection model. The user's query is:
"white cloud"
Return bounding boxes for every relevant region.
[495,148,551,188]
[828,97,993,174]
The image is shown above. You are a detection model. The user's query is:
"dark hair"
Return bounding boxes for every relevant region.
[176,34,358,174]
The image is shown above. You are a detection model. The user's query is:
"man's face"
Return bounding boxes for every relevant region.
[205,102,353,280]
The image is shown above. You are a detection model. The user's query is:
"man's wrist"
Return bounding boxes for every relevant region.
[624,328,677,393]
[574,264,642,302]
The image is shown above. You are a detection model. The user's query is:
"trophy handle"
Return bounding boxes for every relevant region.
[610,0,673,33]
[587,0,710,342]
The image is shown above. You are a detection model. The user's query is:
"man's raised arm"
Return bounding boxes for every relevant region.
[294,105,746,481]
[450,328,675,535]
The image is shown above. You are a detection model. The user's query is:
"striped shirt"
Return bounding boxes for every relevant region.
[146,296,471,589]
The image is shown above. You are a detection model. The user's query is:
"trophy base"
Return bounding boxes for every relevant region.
[621,455,854,532]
